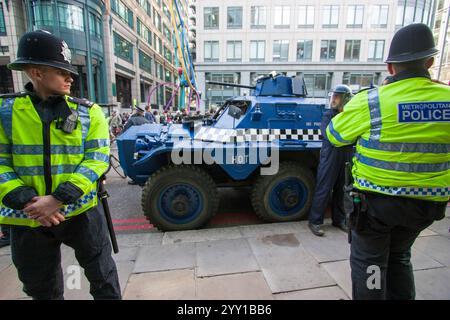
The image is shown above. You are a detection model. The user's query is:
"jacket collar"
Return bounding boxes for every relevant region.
[392,68,431,82]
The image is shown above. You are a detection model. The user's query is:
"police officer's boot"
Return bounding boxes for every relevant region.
[308,223,325,237]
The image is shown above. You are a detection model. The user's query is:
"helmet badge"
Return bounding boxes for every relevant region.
[61,41,72,63]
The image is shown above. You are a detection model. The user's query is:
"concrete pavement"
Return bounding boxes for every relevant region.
[0,206,449,300]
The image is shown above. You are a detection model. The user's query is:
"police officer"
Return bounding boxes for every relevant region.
[0,30,121,299]
[326,23,449,300]
[122,104,151,132]
[308,85,354,236]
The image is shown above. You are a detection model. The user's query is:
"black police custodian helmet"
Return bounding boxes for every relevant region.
[385,23,438,63]
[7,30,78,75]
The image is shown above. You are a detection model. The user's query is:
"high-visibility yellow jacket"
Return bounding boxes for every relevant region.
[0,93,110,227]
[326,76,450,202]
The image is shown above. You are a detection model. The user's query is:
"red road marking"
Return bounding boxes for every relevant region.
[114,224,153,231]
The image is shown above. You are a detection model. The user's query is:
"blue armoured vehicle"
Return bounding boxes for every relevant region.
[116,73,326,231]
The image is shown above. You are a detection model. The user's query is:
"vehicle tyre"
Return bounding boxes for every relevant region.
[141,165,219,231]
[251,161,315,222]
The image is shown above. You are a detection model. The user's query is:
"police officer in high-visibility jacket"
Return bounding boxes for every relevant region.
[326,23,449,300]
[0,30,121,299]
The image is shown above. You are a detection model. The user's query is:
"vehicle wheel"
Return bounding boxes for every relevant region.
[141,165,219,231]
[251,161,315,222]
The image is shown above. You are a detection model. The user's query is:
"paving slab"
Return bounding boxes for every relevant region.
[296,229,350,263]
[411,248,445,271]
[116,261,136,296]
[123,269,196,299]
[196,239,259,277]
[418,228,437,237]
[162,227,243,245]
[0,246,10,256]
[0,255,12,273]
[414,267,450,300]
[428,217,450,238]
[117,232,163,248]
[273,286,349,300]
[197,272,273,300]
[239,221,309,238]
[133,242,196,273]
[0,265,27,300]
[113,247,139,262]
[248,234,335,293]
[321,260,352,298]
[413,235,450,266]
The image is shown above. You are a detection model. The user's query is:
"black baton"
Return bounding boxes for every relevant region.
[98,175,119,254]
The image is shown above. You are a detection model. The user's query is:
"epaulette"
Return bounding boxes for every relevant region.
[357,86,378,94]
[0,91,28,99]
[68,96,95,108]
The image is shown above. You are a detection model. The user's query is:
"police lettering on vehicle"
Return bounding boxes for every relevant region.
[398,102,450,123]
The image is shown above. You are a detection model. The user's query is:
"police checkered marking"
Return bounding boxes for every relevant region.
[194,127,322,143]
[0,191,97,219]
[356,179,450,197]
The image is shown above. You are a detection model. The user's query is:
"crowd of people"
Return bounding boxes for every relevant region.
[107,106,215,140]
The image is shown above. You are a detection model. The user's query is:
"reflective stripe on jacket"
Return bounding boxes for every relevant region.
[0,95,110,227]
[326,77,450,202]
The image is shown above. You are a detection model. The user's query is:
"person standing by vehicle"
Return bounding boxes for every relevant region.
[122,104,151,133]
[326,23,449,300]
[308,85,354,236]
[0,30,121,299]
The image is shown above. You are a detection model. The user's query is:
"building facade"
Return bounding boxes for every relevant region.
[0,0,188,112]
[192,0,436,110]
[431,0,450,82]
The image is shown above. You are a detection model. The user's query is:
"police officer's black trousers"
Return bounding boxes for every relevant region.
[10,205,122,300]
[350,193,446,300]
[309,142,352,225]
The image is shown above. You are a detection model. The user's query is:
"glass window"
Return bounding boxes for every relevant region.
[298,5,314,28]
[343,72,380,90]
[251,6,266,28]
[205,72,241,107]
[347,5,364,28]
[297,72,333,98]
[164,46,172,63]
[139,50,152,73]
[396,0,432,27]
[297,40,313,61]
[153,8,161,31]
[154,35,161,53]
[368,40,385,61]
[250,40,265,61]
[204,41,219,62]
[111,0,134,29]
[273,40,289,62]
[163,24,171,42]
[274,6,290,28]
[227,7,242,29]
[137,18,152,47]
[322,5,339,28]
[0,3,7,35]
[158,38,163,55]
[31,2,54,27]
[227,41,242,62]
[320,40,336,61]
[89,12,102,38]
[344,40,361,61]
[370,5,388,28]
[165,69,172,82]
[146,1,152,18]
[163,2,171,19]
[114,32,133,63]
[204,7,219,29]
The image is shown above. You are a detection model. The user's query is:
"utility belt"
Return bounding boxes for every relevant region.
[344,162,369,243]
